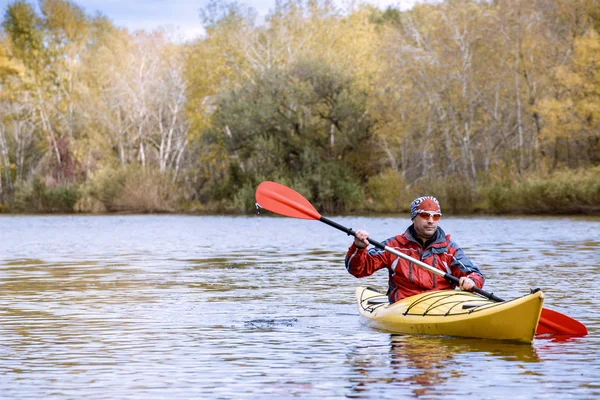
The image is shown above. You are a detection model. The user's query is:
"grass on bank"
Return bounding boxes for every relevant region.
[8,166,183,213]
[1,165,599,215]
[475,166,600,214]
[364,166,600,215]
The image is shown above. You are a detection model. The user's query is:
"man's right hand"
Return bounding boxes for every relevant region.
[354,229,370,249]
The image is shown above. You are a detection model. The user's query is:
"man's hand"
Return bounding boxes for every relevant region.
[354,229,369,249]
[459,277,475,291]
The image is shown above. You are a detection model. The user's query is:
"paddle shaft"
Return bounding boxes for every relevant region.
[320,216,505,302]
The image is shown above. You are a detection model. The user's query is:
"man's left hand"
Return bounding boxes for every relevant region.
[459,277,475,291]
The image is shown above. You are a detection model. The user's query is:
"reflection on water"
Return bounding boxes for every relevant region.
[388,335,540,398]
[0,215,598,399]
[347,335,541,399]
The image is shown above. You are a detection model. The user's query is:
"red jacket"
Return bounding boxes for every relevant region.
[345,226,484,302]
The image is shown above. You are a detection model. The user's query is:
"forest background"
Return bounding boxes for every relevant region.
[0,0,599,215]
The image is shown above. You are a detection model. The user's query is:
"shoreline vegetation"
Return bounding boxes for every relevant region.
[1,1,599,217]
[1,165,598,216]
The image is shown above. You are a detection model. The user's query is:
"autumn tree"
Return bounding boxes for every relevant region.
[2,0,90,183]
[537,28,600,168]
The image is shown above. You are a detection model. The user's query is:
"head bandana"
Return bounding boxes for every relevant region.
[410,196,441,220]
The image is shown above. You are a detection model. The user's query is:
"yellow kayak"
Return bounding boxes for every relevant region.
[356,286,544,343]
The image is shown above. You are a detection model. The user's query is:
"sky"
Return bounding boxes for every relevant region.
[0,0,421,41]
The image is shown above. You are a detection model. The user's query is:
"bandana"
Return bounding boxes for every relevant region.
[410,196,441,220]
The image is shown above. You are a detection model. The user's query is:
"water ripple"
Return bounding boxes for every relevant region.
[0,215,598,399]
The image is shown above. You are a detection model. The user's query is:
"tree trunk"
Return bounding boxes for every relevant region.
[0,124,13,199]
[119,140,126,167]
[139,141,146,168]
[515,45,524,174]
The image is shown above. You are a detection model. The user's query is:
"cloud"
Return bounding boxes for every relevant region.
[77,0,206,41]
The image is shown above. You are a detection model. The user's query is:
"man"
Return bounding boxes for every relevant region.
[345,196,484,302]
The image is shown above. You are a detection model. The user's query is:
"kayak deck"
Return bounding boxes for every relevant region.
[356,286,544,343]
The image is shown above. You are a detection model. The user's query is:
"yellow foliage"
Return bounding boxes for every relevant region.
[365,168,410,212]
[0,38,29,98]
[538,29,600,141]
[0,39,21,77]
[308,7,383,92]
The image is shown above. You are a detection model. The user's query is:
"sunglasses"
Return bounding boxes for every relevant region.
[417,211,442,221]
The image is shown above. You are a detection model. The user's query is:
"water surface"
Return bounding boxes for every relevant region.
[0,215,598,399]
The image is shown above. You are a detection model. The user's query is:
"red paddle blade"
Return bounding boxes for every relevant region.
[536,307,588,336]
[255,181,322,220]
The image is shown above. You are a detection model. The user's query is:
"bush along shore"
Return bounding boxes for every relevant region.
[1,166,598,216]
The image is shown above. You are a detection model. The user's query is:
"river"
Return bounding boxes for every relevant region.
[0,214,598,399]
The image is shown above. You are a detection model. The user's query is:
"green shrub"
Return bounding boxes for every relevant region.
[13,177,80,213]
[436,175,475,214]
[404,174,475,215]
[476,178,514,213]
[0,202,11,213]
[364,168,410,213]
[81,166,127,210]
[306,161,364,214]
[232,181,260,214]
[475,166,600,214]
[82,166,183,213]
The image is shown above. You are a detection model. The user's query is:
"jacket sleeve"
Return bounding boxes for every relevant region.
[447,240,485,288]
[344,243,390,278]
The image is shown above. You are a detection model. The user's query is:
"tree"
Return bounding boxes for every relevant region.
[203,57,375,211]
[537,28,600,168]
[2,0,89,182]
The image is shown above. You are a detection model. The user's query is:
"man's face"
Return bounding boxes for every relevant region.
[412,211,440,240]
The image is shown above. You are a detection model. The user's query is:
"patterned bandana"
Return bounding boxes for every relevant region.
[410,196,441,220]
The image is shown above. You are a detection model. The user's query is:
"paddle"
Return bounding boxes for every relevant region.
[255,181,588,337]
